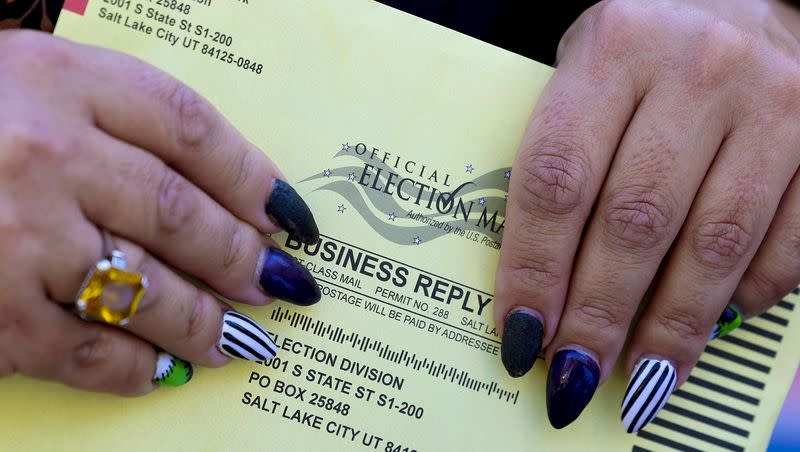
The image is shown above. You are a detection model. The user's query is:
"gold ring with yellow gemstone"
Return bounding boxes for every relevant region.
[75,233,148,326]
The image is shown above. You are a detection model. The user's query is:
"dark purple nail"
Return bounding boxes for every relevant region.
[259,247,321,306]
[546,348,600,429]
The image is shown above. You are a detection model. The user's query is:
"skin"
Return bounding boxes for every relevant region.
[0,0,797,398]
[0,30,295,395]
[495,0,800,388]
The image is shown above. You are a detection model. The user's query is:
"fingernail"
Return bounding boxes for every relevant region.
[621,358,677,433]
[153,352,193,387]
[218,311,278,361]
[266,180,320,244]
[258,247,321,306]
[501,308,544,377]
[709,305,742,340]
[546,348,600,429]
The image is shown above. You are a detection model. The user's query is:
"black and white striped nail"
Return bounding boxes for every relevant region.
[218,311,278,361]
[621,358,677,433]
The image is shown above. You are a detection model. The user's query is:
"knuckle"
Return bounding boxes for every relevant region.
[229,146,256,193]
[684,20,752,93]
[590,0,652,56]
[222,223,250,273]
[0,122,66,171]
[504,254,563,293]
[742,266,795,302]
[1,31,75,73]
[656,305,707,341]
[73,328,114,371]
[156,168,198,235]
[182,292,218,350]
[516,140,589,216]
[167,82,218,152]
[569,294,623,331]
[692,212,754,274]
[602,186,673,252]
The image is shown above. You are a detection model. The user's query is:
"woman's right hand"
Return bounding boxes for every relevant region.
[0,30,321,394]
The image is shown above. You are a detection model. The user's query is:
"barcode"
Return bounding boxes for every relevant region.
[632,293,796,452]
[270,306,520,404]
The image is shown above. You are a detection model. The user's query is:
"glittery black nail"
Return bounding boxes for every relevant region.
[501,309,544,377]
[266,180,320,244]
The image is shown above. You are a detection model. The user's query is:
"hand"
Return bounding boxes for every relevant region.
[494,0,800,431]
[0,30,321,394]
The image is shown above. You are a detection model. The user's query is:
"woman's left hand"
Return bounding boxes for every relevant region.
[493,0,800,432]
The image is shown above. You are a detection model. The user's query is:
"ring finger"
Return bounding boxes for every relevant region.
[49,231,279,367]
[623,121,800,433]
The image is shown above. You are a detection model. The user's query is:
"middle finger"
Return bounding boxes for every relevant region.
[72,128,320,307]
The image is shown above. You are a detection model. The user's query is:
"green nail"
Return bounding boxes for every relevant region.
[154,352,193,387]
[710,305,742,340]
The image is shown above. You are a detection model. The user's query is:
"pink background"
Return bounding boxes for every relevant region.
[769,368,800,451]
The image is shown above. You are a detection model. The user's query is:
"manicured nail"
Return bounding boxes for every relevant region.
[258,247,321,306]
[218,311,278,361]
[621,358,677,433]
[546,348,600,429]
[709,305,742,340]
[266,180,320,244]
[501,308,544,377]
[153,352,193,387]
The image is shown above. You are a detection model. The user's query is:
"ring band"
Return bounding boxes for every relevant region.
[74,231,148,326]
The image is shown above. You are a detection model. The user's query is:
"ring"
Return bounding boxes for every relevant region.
[74,232,148,326]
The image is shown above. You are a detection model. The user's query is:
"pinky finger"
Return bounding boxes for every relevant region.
[734,169,800,316]
[13,300,189,395]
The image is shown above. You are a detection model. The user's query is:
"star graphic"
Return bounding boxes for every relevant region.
[479,197,486,206]
[504,169,511,179]
[347,172,356,182]
[323,169,332,177]
[337,204,346,213]
[466,164,474,174]
[413,236,422,245]
[388,212,397,221]
[342,143,350,152]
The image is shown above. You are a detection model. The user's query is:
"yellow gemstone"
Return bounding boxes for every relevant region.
[77,261,146,325]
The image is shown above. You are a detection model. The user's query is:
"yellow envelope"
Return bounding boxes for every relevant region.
[2,1,797,451]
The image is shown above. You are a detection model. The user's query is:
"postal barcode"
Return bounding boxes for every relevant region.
[633,293,796,452]
[270,306,520,405]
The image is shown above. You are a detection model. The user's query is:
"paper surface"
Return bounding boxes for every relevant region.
[1,1,798,450]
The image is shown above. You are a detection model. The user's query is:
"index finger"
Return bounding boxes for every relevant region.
[66,37,319,244]
[495,42,642,378]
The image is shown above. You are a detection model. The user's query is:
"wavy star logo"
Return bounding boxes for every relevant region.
[298,142,512,248]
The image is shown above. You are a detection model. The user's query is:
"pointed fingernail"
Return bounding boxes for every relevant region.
[501,308,544,377]
[153,352,193,387]
[266,180,320,244]
[546,348,600,429]
[709,304,742,340]
[218,311,278,361]
[621,358,677,433]
[258,247,321,305]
